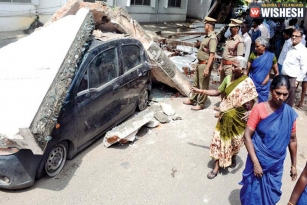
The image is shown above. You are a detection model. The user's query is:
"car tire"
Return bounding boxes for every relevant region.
[137,89,149,111]
[36,141,68,179]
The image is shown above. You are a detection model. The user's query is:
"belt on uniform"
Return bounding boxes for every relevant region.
[222,60,233,65]
[198,60,208,64]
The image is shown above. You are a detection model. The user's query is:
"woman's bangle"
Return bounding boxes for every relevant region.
[254,163,259,167]
[291,166,296,170]
[288,201,294,205]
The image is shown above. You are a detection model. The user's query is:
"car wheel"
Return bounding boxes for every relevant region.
[45,142,67,177]
[36,141,68,179]
[137,89,148,111]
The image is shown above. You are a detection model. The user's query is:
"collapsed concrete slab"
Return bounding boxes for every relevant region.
[103,109,154,148]
[0,8,94,154]
[46,0,191,96]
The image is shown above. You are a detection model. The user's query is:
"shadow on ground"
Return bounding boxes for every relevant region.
[228,189,241,205]
[1,124,153,193]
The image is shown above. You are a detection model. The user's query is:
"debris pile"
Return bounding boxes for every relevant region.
[153,21,227,83]
[0,0,227,151]
[47,0,191,96]
[103,101,181,148]
[0,0,192,152]
[0,8,94,154]
[103,109,154,148]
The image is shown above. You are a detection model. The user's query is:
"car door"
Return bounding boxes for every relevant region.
[74,42,121,147]
[118,40,150,120]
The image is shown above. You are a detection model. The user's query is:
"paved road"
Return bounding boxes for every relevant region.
[1,85,306,205]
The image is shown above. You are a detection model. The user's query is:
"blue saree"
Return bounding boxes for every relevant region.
[249,51,275,102]
[240,103,297,205]
[298,186,307,205]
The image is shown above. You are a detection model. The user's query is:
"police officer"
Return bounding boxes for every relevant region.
[183,16,218,110]
[219,19,244,87]
[224,18,243,38]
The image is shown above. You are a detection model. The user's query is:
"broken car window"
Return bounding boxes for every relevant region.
[122,45,142,73]
[88,47,119,88]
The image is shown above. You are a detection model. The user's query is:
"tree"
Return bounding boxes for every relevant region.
[210,0,241,23]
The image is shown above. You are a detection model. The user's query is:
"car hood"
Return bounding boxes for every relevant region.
[0,128,46,155]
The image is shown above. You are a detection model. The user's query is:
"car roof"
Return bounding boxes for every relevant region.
[88,32,140,51]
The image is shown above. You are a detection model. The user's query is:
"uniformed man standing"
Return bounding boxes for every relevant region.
[219,19,244,86]
[183,16,218,110]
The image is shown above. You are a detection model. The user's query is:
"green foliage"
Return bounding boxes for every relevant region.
[236,0,245,6]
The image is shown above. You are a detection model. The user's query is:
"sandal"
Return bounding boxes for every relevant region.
[214,106,220,111]
[207,170,218,179]
[229,156,236,168]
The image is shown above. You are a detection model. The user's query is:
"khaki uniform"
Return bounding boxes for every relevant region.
[189,31,217,106]
[220,34,244,82]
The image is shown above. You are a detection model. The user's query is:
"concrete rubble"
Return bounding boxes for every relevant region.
[154,112,171,124]
[103,109,154,148]
[0,0,227,151]
[0,0,193,152]
[0,8,94,154]
[103,100,181,147]
[160,103,176,116]
[46,0,191,96]
[149,102,179,124]
[155,22,227,81]
[145,120,160,128]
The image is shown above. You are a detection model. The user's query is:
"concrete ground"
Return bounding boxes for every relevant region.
[1,23,307,205]
[0,84,306,205]
[0,30,29,48]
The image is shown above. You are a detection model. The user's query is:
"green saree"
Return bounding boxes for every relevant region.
[209,75,258,168]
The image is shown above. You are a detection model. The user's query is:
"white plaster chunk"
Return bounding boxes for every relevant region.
[169,54,197,72]
[0,8,91,138]
[163,50,174,57]
[160,103,175,116]
[103,109,154,148]
[145,119,160,128]
[176,45,198,53]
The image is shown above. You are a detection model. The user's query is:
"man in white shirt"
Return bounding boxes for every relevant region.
[277,27,294,74]
[263,19,271,38]
[259,18,270,39]
[282,28,307,106]
[285,18,290,27]
[241,21,251,62]
[301,34,306,46]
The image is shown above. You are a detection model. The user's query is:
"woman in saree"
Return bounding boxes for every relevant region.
[289,162,307,205]
[191,56,258,179]
[246,36,279,102]
[240,75,298,205]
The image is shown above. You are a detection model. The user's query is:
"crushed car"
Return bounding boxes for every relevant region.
[0,9,151,189]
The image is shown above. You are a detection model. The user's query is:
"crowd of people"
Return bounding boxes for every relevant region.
[182,14,307,205]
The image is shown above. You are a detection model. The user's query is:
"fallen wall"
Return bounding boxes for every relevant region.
[0,8,94,154]
[46,0,191,96]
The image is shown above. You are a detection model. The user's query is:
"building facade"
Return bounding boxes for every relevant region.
[0,0,189,32]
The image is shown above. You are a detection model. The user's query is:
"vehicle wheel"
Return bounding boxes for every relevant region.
[36,141,67,179]
[137,89,149,111]
[45,142,67,177]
